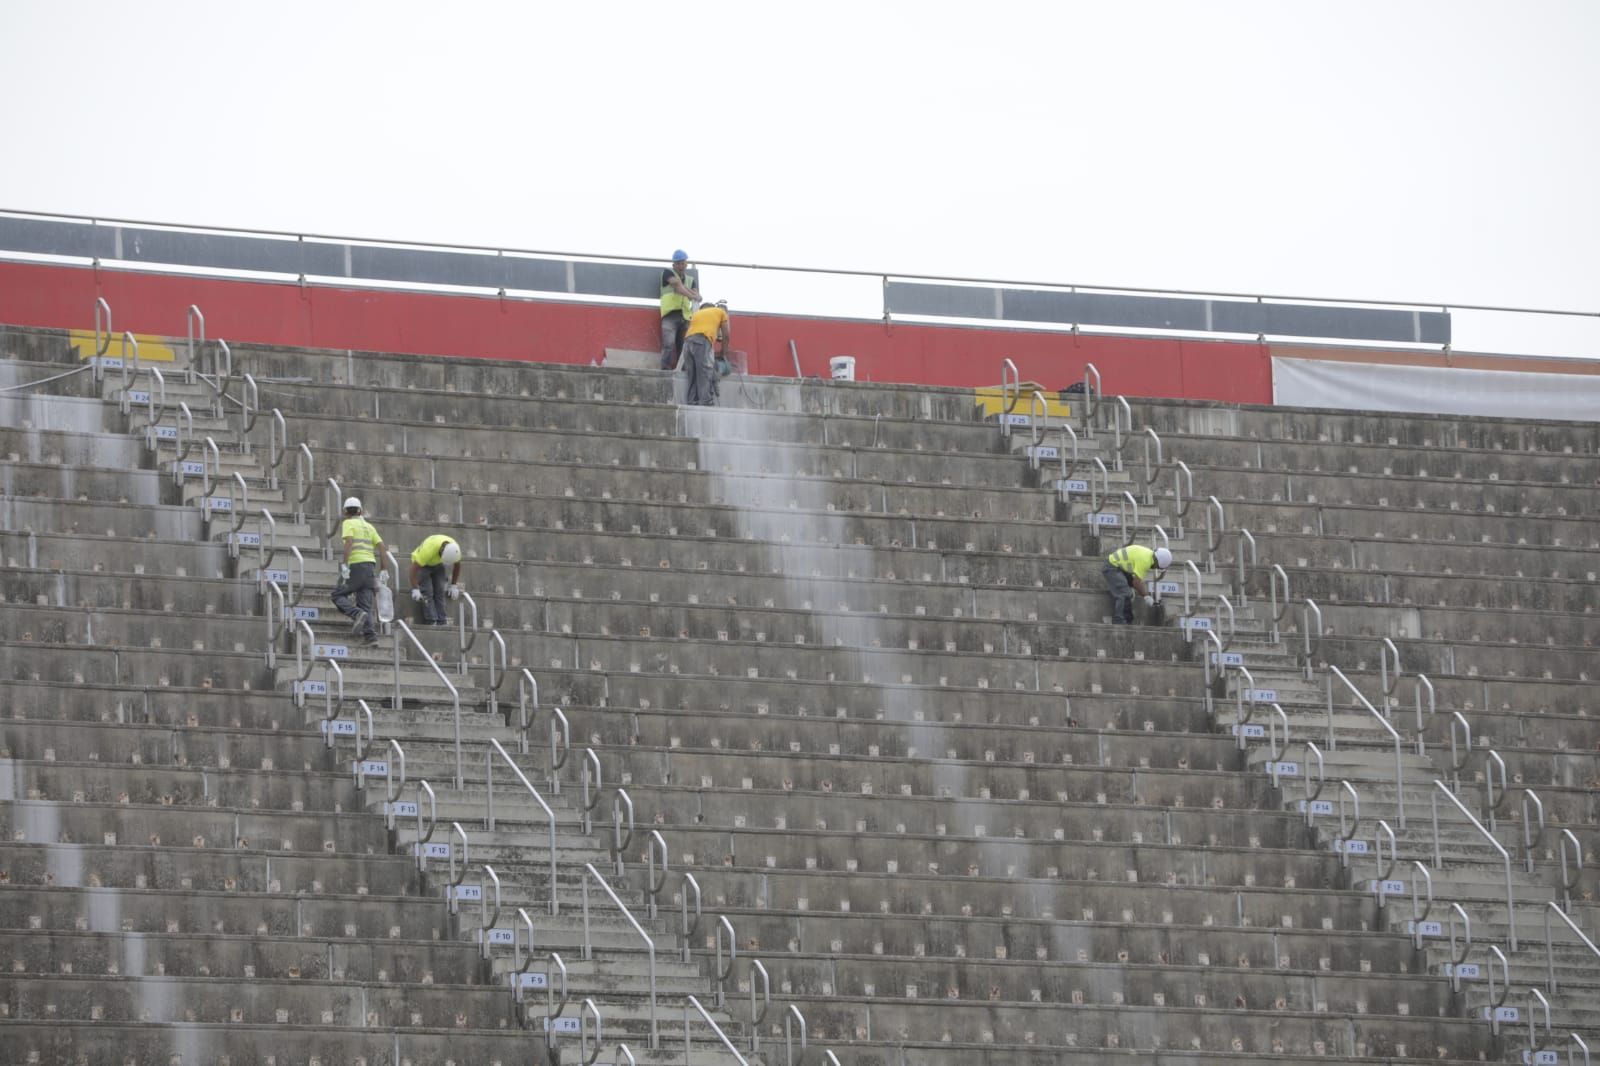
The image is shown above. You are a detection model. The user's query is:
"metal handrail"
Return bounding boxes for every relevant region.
[321,668,355,750]
[1234,529,1256,607]
[1372,819,1397,907]
[998,358,1019,420]
[185,304,204,386]
[1267,704,1290,788]
[1228,664,1256,744]
[784,1004,807,1066]
[578,999,602,1066]
[685,994,751,1065]
[748,958,770,1054]
[23,206,1596,319]
[118,330,139,393]
[1568,1033,1592,1066]
[1027,388,1048,446]
[211,339,233,418]
[1080,363,1100,437]
[384,738,406,809]
[291,619,319,686]
[1087,456,1109,515]
[549,707,571,793]
[1052,423,1080,484]
[1334,779,1360,869]
[1181,559,1204,619]
[1203,495,1225,573]
[1325,664,1407,827]
[516,669,539,754]
[510,907,538,1000]
[464,622,499,712]
[486,738,558,914]
[1485,943,1510,1035]
[455,589,479,674]
[1379,637,1402,699]
[1301,741,1325,826]
[612,788,635,876]
[1268,564,1290,643]
[172,402,195,469]
[1109,395,1132,470]
[1484,749,1509,830]
[1413,674,1436,756]
[393,620,462,785]
[1200,629,1226,718]
[1449,903,1474,970]
[1432,780,1517,951]
[237,371,260,440]
[715,915,737,1008]
[1213,593,1236,652]
[412,781,437,870]
[227,471,250,536]
[1447,711,1473,791]
[679,872,701,965]
[266,409,287,488]
[545,953,570,1052]
[1526,988,1552,1056]
[249,508,277,571]
[1172,460,1194,537]
[1301,599,1323,679]
[446,822,470,896]
[644,829,670,918]
[611,1045,637,1066]
[285,546,305,608]
[1521,789,1546,873]
[1117,490,1139,545]
[476,864,502,959]
[1409,861,1434,951]
[323,478,342,558]
[1139,427,1162,506]
[92,297,112,374]
[141,366,167,441]
[580,748,602,835]
[262,579,284,667]
[580,863,657,1048]
[1559,829,1584,910]
[294,444,314,524]
[1544,901,1600,994]
[1151,523,1169,553]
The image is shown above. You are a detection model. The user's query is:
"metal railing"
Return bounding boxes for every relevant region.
[1543,900,1600,995]
[580,863,657,1048]
[1378,637,1402,701]
[1139,427,1162,506]
[1432,780,1517,951]
[998,358,1019,419]
[1520,789,1546,873]
[1325,664,1407,827]
[784,1004,808,1066]
[184,304,204,385]
[1447,711,1473,792]
[1301,599,1323,679]
[485,737,559,914]
[684,995,750,1065]
[266,408,287,488]
[262,579,284,667]
[1172,459,1194,538]
[1412,674,1435,755]
[1203,495,1225,573]
[91,297,112,379]
[516,668,540,753]
[1558,829,1584,910]
[293,444,315,524]
[1109,395,1132,471]
[456,588,479,675]
[1234,529,1256,607]
[1080,363,1100,438]
[392,619,462,783]
[1268,563,1290,643]
[746,958,770,1053]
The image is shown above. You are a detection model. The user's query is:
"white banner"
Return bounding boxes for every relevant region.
[1272,357,1600,421]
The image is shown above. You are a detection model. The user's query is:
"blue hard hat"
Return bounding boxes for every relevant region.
[672,249,688,262]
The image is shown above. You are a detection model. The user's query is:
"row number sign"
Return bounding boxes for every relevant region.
[1057,478,1089,495]
[385,801,419,818]
[319,719,358,737]
[296,680,327,697]
[1266,761,1299,777]
[415,842,451,859]
[313,643,349,659]
[292,606,321,621]
[1090,513,1120,526]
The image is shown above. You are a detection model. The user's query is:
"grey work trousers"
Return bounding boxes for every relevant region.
[415,562,450,625]
[1102,563,1135,625]
[683,334,718,406]
[332,561,378,639]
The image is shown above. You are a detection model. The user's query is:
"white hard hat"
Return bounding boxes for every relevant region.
[441,540,462,566]
[343,496,363,512]
[1154,547,1173,569]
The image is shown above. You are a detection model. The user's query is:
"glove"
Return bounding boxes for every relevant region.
[447,584,462,601]
[410,588,424,603]
[339,563,350,582]
[1143,595,1156,607]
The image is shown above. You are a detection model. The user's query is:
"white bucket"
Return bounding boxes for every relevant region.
[830,356,856,382]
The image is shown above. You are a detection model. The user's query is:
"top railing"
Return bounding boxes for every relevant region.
[5,208,1596,352]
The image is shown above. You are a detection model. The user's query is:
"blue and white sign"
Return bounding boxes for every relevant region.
[1243,688,1278,703]
[356,759,389,777]
[999,413,1033,426]
[1370,879,1405,896]
[1180,616,1212,630]
[236,532,262,547]
[292,606,321,621]
[1445,962,1480,980]
[1025,445,1059,460]
[178,460,206,476]
[94,356,124,369]
[263,568,291,585]
[1267,761,1299,777]
[451,884,483,902]
[385,801,419,818]
[319,719,358,737]
[479,928,515,946]
[1210,651,1244,666]
[204,496,232,511]
[1230,724,1265,738]
[313,643,349,659]
[1299,799,1333,815]
[1057,478,1089,495]
[542,1017,581,1033]
[1090,512,1120,526]
[1525,1050,1559,1064]
[1484,1006,1518,1023]
[511,972,549,990]
[128,390,150,405]
[296,680,327,697]
[1334,839,1369,855]
[152,425,179,441]
[415,841,451,859]
[1408,920,1442,938]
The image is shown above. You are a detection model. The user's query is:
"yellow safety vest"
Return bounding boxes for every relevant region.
[660,267,698,318]
[341,517,382,565]
[1107,544,1158,580]
[411,534,455,568]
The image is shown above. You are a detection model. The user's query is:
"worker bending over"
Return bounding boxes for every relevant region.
[409,533,464,626]
[1103,543,1172,625]
[683,299,730,406]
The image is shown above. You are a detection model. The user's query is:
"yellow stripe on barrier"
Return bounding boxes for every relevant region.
[973,383,1071,420]
[69,329,179,363]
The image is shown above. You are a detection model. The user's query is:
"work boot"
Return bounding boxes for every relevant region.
[351,609,368,634]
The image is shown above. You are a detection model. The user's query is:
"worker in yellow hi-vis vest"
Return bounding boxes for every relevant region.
[409,534,464,626]
[331,497,386,646]
[659,250,700,370]
[1103,543,1172,625]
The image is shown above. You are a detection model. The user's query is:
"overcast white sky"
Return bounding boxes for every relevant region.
[1,1,1595,357]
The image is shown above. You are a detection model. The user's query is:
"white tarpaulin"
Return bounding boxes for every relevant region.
[1272,356,1600,421]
